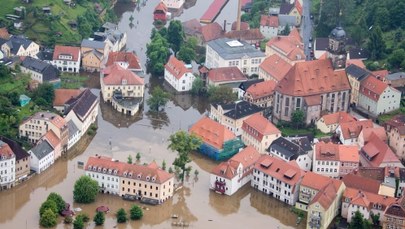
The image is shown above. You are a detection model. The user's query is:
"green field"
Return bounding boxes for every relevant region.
[60,73,88,89]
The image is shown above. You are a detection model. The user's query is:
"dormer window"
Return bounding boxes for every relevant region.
[146,176,150,181]
[129,172,133,177]
[114,170,117,175]
[123,172,127,177]
[88,166,92,170]
[152,177,156,182]
[137,174,141,179]
[102,168,107,173]
[122,79,127,85]
[93,167,97,171]
[98,167,101,172]
[108,169,112,174]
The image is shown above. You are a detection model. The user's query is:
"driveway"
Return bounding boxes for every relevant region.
[301,0,313,60]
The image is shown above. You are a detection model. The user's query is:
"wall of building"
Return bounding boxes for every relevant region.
[164,70,195,92]
[0,157,15,189]
[260,26,278,39]
[388,129,405,159]
[101,83,144,102]
[15,156,30,181]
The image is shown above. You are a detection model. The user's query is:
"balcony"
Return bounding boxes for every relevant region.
[214,180,225,194]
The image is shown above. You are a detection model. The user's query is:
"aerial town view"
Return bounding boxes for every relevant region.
[0,0,404,228]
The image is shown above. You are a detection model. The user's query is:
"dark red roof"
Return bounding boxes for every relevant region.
[53,45,80,62]
[106,52,142,71]
[200,0,228,23]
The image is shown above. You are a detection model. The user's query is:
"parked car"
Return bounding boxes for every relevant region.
[309,36,313,42]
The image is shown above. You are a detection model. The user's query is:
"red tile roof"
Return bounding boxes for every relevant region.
[343,187,396,211]
[201,22,224,43]
[207,67,247,83]
[346,59,365,68]
[85,155,173,184]
[225,29,264,42]
[311,179,342,210]
[0,141,14,159]
[165,56,191,80]
[102,63,144,85]
[295,0,303,15]
[266,34,305,62]
[276,59,351,96]
[255,155,304,187]
[342,173,381,194]
[231,21,250,31]
[211,146,261,179]
[321,111,356,125]
[245,80,277,99]
[154,2,168,12]
[361,133,401,167]
[372,70,389,80]
[53,89,82,106]
[200,0,228,23]
[360,75,389,102]
[339,119,373,140]
[259,54,292,81]
[189,117,236,150]
[43,130,61,148]
[106,52,142,71]
[242,113,280,140]
[301,171,333,191]
[360,127,387,144]
[289,27,302,43]
[53,45,80,62]
[315,141,359,163]
[260,15,279,27]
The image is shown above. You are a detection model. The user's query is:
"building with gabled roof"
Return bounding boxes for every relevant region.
[153,2,168,21]
[201,22,224,44]
[383,197,405,229]
[52,45,81,73]
[67,120,80,150]
[21,56,60,85]
[251,155,305,205]
[279,1,302,26]
[189,117,244,161]
[273,59,351,124]
[28,140,54,174]
[0,36,39,57]
[81,39,107,72]
[237,79,264,99]
[0,140,16,189]
[85,155,174,203]
[336,119,373,145]
[162,0,185,10]
[53,89,82,113]
[207,66,247,87]
[260,15,279,39]
[225,29,264,45]
[345,63,370,105]
[42,130,62,160]
[383,72,405,88]
[243,80,277,108]
[164,55,195,92]
[0,136,30,182]
[258,54,292,82]
[210,146,261,195]
[360,133,403,168]
[106,51,142,72]
[358,126,387,148]
[265,28,305,64]
[241,113,281,154]
[316,111,356,134]
[385,114,405,159]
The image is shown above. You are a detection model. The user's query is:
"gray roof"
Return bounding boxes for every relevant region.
[386,72,405,81]
[81,39,105,50]
[207,38,265,60]
[279,2,294,15]
[6,36,34,55]
[30,140,53,160]
[346,64,370,81]
[349,47,369,60]
[67,120,79,138]
[268,137,306,160]
[315,38,329,51]
[287,136,313,152]
[21,56,60,82]
[36,51,53,61]
[278,15,296,27]
[102,22,118,31]
[223,101,264,120]
[269,7,280,15]
[64,89,98,122]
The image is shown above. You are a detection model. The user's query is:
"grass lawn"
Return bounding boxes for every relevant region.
[0,74,30,94]
[17,102,39,121]
[60,74,88,89]
[280,126,331,139]
[378,106,405,124]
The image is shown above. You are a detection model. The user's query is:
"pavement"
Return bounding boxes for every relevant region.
[301,0,313,61]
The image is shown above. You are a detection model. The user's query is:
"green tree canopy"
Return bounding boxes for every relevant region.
[47,192,66,214]
[207,85,238,103]
[167,20,184,53]
[147,86,170,112]
[168,131,202,182]
[93,211,105,226]
[32,83,55,109]
[127,155,133,164]
[191,77,205,96]
[73,175,99,203]
[388,49,405,69]
[349,210,371,229]
[116,208,128,223]
[280,25,291,36]
[291,109,305,129]
[73,216,84,229]
[146,33,170,76]
[40,209,58,228]
[368,26,386,60]
[39,200,58,217]
[129,205,143,220]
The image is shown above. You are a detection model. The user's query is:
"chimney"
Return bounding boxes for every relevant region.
[223,20,227,32]
[236,0,242,31]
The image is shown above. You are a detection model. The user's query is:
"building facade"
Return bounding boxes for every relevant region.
[164,56,195,92]
[28,140,54,174]
[268,137,312,171]
[0,140,16,189]
[385,115,405,159]
[52,45,81,73]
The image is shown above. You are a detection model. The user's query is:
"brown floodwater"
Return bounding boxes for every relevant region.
[0,1,305,228]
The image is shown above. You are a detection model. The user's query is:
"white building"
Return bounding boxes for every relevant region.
[28,140,54,174]
[85,160,121,195]
[52,45,81,73]
[164,56,195,92]
[67,120,81,150]
[205,38,266,76]
[358,75,401,117]
[210,146,261,195]
[336,119,373,146]
[0,140,16,189]
[259,15,279,39]
[267,137,312,171]
[162,0,185,10]
[251,155,304,205]
[1,36,39,57]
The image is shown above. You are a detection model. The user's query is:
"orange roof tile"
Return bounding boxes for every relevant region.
[360,127,387,143]
[189,117,236,149]
[339,119,373,140]
[207,67,247,83]
[243,113,281,138]
[155,2,168,11]
[311,179,342,210]
[259,54,292,81]
[346,59,365,68]
[43,130,61,148]
[201,22,224,43]
[211,146,261,179]
[53,89,82,106]
[85,155,173,184]
[343,187,396,211]
[0,141,14,159]
[266,34,305,62]
[276,59,351,96]
[342,173,381,194]
[53,45,81,62]
[315,141,359,163]
[260,15,279,27]
[321,111,356,125]
[231,21,250,31]
[372,70,389,80]
[165,56,191,80]
[289,27,302,43]
[360,75,389,102]
[102,63,144,85]
[361,133,401,167]
[301,171,335,191]
[245,80,277,99]
[106,52,142,70]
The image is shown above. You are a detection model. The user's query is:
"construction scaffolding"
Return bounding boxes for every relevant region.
[198,138,244,161]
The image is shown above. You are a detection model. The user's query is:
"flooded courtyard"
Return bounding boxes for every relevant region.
[0,1,305,228]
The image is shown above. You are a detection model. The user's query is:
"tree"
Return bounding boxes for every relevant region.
[291,109,305,129]
[368,26,386,60]
[39,200,58,217]
[349,210,371,229]
[116,208,128,223]
[47,192,66,214]
[73,216,84,229]
[162,160,167,171]
[177,37,197,64]
[76,213,90,223]
[136,152,141,161]
[168,167,174,174]
[32,83,54,108]
[388,49,405,69]
[280,24,291,35]
[191,77,205,96]
[207,85,238,103]
[73,175,99,203]
[129,205,143,220]
[146,33,170,76]
[40,209,57,228]
[127,155,133,164]
[147,86,170,112]
[93,211,105,226]
[370,212,380,226]
[64,216,73,224]
[167,20,184,53]
[168,131,202,182]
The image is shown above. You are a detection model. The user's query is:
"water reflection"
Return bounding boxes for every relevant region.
[145,110,170,129]
[209,185,250,216]
[171,187,198,223]
[183,0,197,9]
[100,96,144,128]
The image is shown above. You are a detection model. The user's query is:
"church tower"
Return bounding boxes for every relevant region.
[327,26,347,69]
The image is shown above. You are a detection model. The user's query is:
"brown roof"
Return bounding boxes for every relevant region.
[304,95,321,106]
[189,117,236,149]
[260,15,279,27]
[211,146,261,179]
[43,130,61,148]
[245,80,277,99]
[207,67,247,83]
[165,55,191,80]
[360,75,389,102]
[346,59,365,68]
[311,179,342,210]
[267,34,305,62]
[102,63,144,85]
[385,115,405,135]
[372,70,389,80]
[231,21,250,31]
[361,133,401,167]
[255,155,304,187]
[155,2,168,11]
[275,59,351,96]
[259,54,292,81]
[243,113,280,139]
[182,19,202,36]
[53,89,82,106]
[385,203,405,218]
[356,167,385,182]
[0,27,10,40]
[0,141,14,159]
[201,22,224,43]
[53,45,81,62]
[315,141,359,163]
[339,119,373,140]
[85,155,173,184]
[343,187,396,211]
[106,52,142,70]
[301,171,334,191]
[342,173,381,194]
[225,29,264,42]
[360,127,387,143]
[321,111,356,125]
[22,112,67,129]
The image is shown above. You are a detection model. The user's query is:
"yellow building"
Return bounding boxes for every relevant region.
[346,64,370,106]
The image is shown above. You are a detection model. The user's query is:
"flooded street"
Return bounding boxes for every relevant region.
[0,1,304,228]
